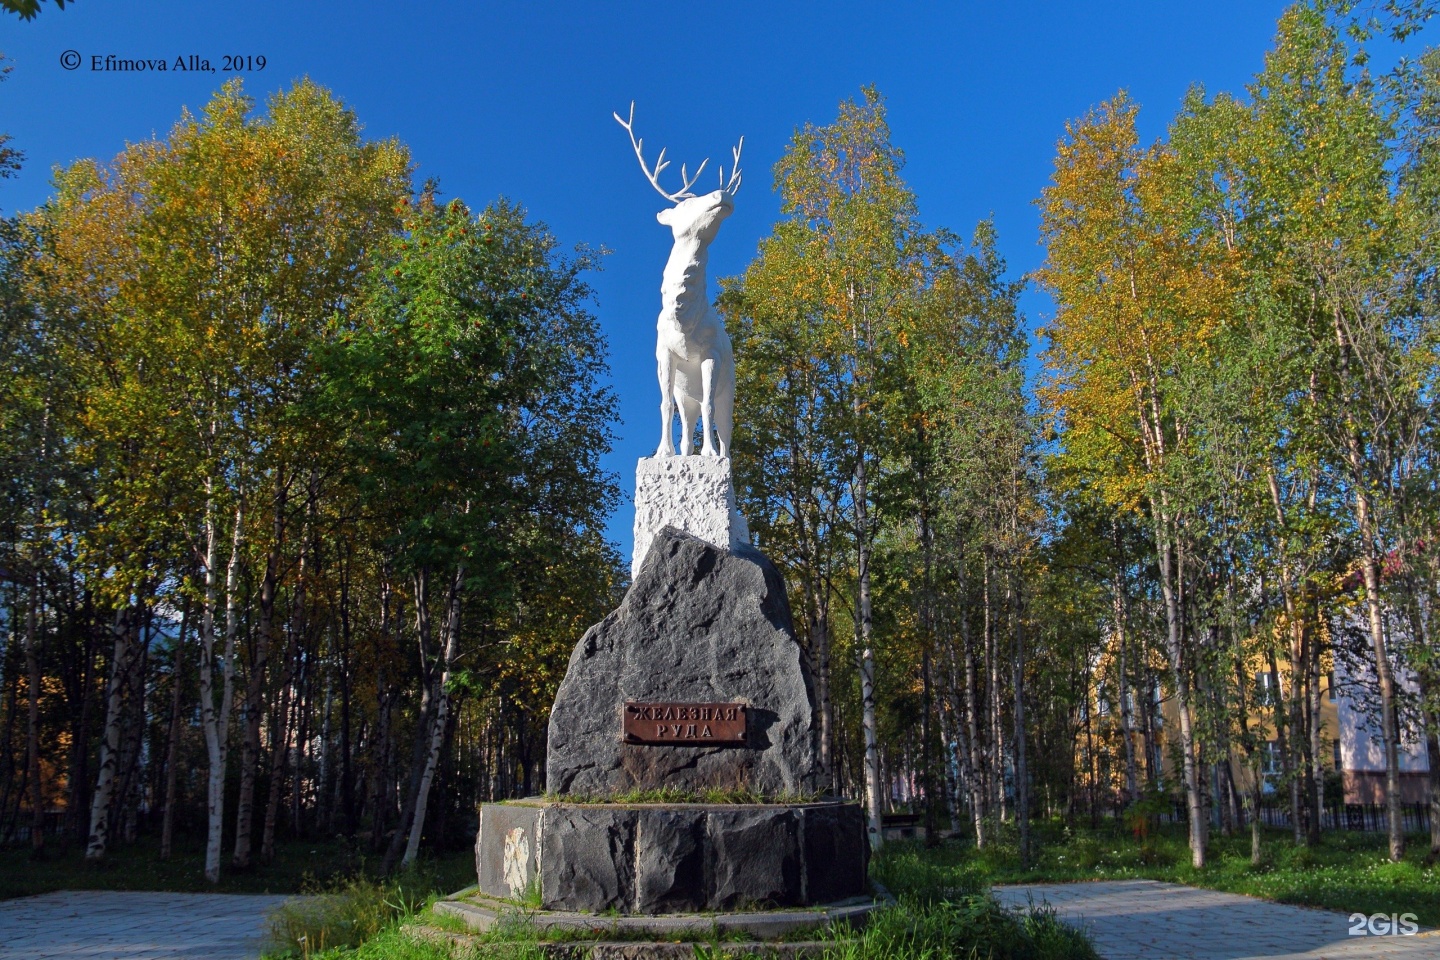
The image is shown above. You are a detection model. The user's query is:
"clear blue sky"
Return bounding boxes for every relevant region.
[2,0,1305,556]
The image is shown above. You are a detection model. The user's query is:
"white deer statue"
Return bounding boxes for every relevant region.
[615,103,743,458]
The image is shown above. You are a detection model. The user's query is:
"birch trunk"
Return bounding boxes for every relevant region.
[160,601,190,860]
[25,576,43,857]
[1010,572,1029,865]
[960,600,987,846]
[200,499,243,884]
[854,455,883,850]
[1113,543,1138,803]
[401,566,465,868]
[84,605,133,862]
[234,493,283,868]
[384,570,436,872]
[1156,528,1206,867]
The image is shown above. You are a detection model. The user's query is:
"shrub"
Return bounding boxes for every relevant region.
[264,871,435,959]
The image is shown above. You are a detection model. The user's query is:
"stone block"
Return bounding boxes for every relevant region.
[633,456,749,578]
[475,803,541,901]
[634,808,706,914]
[476,800,866,915]
[800,804,868,904]
[705,807,802,910]
[539,806,637,913]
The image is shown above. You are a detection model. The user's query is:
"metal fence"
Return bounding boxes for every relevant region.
[1162,800,1432,834]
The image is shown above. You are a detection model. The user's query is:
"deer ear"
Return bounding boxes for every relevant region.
[656,207,675,226]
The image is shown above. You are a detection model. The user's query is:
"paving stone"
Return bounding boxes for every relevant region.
[992,880,1439,959]
[0,891,300,960]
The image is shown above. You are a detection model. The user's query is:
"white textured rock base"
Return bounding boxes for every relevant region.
[633,456,749,578]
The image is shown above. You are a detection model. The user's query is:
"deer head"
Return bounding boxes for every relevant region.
[615,102,742,242]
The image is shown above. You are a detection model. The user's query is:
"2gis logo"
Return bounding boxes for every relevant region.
[1348,912,1420,937]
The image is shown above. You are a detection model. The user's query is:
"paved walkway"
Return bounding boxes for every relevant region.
[0,891,294,959]
[993,880,1440,960]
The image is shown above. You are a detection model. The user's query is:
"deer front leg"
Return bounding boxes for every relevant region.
[699,357,718,457]
[656,350,676,457]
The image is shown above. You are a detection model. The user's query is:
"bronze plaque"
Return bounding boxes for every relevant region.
[623,702,747,745]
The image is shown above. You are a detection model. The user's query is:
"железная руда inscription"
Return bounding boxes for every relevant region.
[622,701,746,744]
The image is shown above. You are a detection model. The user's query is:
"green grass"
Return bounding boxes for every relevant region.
[262,868,469,958]
[0,836,475,901]
[820,897,1099,960]
[309,925,478,960]
[343,897,1097,960]
[936,819,1440,927]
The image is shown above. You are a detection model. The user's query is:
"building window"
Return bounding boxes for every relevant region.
[1327,670,1337,702]
[1257,670,1278,706]
[1262,739,1282,776]
[1333,738,1342,769]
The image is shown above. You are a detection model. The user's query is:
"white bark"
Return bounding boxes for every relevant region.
[200,496,243,884]
[84,606,132,861]
[401,565,464,868]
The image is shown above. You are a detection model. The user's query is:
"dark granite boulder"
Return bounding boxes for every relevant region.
[546,528,823,797]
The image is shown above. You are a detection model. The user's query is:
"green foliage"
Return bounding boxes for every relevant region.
[322,193,617,592]
[1,0,72,21]
[0,54,20,182]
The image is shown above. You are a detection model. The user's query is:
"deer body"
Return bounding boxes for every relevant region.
[655,190,734,457]
[615,104,743,459]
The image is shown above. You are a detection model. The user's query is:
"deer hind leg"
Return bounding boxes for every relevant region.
[656,350,676,457]
[713,350,735,459]
[699,357,718,457]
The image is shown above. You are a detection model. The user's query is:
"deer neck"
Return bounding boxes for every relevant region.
[660,234,712,330]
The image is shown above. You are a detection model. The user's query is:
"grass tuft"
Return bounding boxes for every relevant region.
[262,865,456,959]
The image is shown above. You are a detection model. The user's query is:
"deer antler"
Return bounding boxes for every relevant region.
[720,136,743,197]
[614,102,708,203]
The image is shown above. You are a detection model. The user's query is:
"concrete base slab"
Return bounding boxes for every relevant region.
[433,890,881,939]
[412,922,840,960]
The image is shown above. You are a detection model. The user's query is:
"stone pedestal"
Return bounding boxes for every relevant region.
[485,528,870,920]
[632,456,749,578]
[475,799,868,913]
